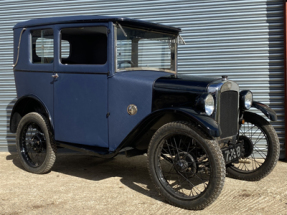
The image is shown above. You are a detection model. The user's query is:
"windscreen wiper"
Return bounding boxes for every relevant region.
[179,34,186,45]
[117,22,127,37]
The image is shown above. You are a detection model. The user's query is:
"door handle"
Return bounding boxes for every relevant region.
[52,73,59,79]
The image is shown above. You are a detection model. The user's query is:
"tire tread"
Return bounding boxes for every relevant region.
[227,112,280,181]
[16,112,56,174]
[147,121,225,210]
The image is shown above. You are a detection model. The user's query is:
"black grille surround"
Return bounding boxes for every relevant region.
[219,91,239,138]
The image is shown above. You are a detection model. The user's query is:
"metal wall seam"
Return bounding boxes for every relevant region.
[0,0,285,158]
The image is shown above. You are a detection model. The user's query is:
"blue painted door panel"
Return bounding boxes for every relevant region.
[54,73,108,147]
[108,71,168,151]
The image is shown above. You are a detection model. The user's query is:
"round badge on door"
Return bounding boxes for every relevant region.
[127,104,138,115]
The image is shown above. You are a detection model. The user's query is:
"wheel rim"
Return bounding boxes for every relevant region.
[155,134,211,199]
[19,122,47,168]
[231,121,269,173]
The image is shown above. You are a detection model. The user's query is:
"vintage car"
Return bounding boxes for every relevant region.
[10,16,280,210]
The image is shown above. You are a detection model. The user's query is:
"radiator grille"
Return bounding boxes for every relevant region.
[219,91,238,138]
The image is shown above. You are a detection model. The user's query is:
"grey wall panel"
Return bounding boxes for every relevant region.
[0,0,285,158]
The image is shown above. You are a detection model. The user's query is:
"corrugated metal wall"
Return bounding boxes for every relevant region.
[0,0,285,158]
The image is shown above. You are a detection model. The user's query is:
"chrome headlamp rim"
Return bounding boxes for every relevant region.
[204,94,215,116]
[196,93,215,116]
[240,90,253,110]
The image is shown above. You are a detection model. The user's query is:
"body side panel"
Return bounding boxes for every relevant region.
[55,106,221,157]
[108,71,168,151]
[14,71,54,121]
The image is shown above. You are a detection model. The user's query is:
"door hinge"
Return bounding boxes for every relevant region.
[106,112,110,118]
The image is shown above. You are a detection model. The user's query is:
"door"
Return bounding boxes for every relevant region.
[53,24,109,148]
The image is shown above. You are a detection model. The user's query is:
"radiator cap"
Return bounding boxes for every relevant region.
[222,75,228,81]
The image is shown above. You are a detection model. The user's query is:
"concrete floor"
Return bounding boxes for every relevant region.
[0,152,286,215]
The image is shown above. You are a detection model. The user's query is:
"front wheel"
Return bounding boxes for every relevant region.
[226,112,280,181]
[16,112,56,174]
[147,122,225,210]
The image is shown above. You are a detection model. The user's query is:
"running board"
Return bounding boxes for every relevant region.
[56,141,118,158]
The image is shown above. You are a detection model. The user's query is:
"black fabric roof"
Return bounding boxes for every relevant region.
[14,15,181,33]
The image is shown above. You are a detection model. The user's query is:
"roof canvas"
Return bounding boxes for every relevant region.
[13,15,181,33]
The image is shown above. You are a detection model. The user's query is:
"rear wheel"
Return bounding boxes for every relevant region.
[16,112,56,174]
[226,112,280,181]
[147,122,225,210]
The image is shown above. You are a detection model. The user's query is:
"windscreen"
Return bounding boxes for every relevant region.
[116,25,178,73]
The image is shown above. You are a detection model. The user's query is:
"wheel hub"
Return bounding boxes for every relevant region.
[31,133,45,153]
[174,152,197,177]
[239,135,253,158]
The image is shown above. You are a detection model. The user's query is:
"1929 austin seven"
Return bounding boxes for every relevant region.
[10,16,280,210]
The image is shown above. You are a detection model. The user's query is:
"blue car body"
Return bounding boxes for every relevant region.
[10,15,276,157]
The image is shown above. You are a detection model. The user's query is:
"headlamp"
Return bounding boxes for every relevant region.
[240,90,253,110]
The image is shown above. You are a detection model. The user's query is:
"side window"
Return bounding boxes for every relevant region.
[61,40,70,59]
[117,40,132,68]
[60,26,107,65]
[31,29,54,64]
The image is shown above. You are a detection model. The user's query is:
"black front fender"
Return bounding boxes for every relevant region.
[170,108,221,137]
[117,107,221,152]
[252,101,277,121]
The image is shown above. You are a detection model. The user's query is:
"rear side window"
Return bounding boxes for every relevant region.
[61,40,70,58]
[31,29,54,64]
[60,26,107,65]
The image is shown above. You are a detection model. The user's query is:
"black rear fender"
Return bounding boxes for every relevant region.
[10,95,53,133]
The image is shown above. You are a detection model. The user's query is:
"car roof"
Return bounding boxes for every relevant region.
[13,15,181,34]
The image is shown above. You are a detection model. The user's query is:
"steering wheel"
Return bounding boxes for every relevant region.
[117,60,134,68]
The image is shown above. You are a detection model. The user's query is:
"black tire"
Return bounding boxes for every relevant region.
[16,112,56,174]
[226,112,280,181]
[147,122,225,210]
